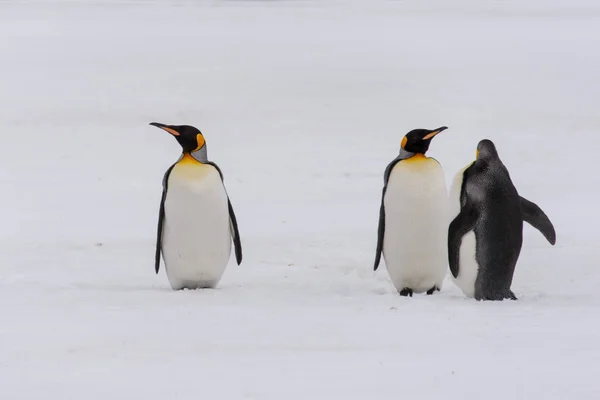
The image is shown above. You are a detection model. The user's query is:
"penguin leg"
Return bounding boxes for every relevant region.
[476,290,518,301]
[493,291,518,301]
[399,288,413,297]
[426,286,439,295]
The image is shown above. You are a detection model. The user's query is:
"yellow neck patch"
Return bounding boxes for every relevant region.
[403,153,428,162]
[178,153,202,165]
[402,153,429,162]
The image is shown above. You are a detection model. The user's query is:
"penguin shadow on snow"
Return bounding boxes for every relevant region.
[373,128,556,301]
[72,282,176,293]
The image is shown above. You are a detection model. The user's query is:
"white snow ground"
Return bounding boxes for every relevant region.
[1,0,599,398]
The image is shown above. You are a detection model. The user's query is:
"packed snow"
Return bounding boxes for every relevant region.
[1,0,599,398]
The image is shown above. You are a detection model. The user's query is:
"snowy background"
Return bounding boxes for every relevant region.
[1,0,599,398]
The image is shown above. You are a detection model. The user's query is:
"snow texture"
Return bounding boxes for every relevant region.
[1,0,599,399]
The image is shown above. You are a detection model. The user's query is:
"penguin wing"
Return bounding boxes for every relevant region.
[206,162,243,265]
[448,203,478,278]
[227,198,243,265]
[448,167,479,278]
[520,196,556,245]
[155,163,177,274]
[373,185,387,271]
[374,157,403,271]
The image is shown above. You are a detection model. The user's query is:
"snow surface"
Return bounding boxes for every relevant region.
[1,0,599,398]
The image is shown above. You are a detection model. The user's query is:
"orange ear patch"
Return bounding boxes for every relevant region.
[195,134,205,151]
[401,136,408,149]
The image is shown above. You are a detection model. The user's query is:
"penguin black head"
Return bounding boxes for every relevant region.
[150,122,205,153]
[401,126,448,154]
[476,139,500,161]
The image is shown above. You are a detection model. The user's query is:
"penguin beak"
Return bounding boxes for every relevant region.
[422,126,448,140]
[150,122,180,137]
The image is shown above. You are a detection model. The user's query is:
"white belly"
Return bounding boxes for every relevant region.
[382,157,449,293]
[162,162,232,290]
[448,163,479,298]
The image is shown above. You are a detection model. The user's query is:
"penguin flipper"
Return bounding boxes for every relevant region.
[228,198,243,265]
[156,164,176,274]
[448,203,478,278]
[520,196,556,245]
[205,161,243,265]
[373,186,386,271]
[373,158,402,271]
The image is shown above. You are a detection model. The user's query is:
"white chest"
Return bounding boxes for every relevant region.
[161,162,232,289]
[382,157,449,292]
[448,164,479,297]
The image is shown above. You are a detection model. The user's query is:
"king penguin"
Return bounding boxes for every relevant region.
[373,126,449,296]
[448,139,556,301]
[150,122,242,290]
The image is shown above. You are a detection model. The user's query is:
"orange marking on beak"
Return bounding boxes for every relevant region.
[163,127,180,136]
[423,130,442,140]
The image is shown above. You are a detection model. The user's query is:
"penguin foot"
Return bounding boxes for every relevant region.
[426,286,440,295]
[476,290,518,301]
[399,288,413,297]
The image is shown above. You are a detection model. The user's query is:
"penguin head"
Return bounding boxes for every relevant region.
[400,126,448,154]
[476,139,500,161]
[150,122,206,153]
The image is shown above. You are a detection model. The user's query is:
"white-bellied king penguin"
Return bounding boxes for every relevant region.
[374,126,449,296]
[150,122,242,290]
[448,139,556,301]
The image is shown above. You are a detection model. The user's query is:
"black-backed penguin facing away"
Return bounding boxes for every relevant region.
[150,122,242,290]
[448,139,556,301]
[374,127,449,296]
